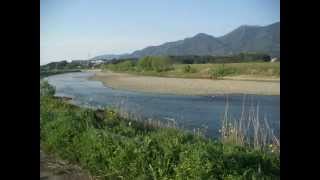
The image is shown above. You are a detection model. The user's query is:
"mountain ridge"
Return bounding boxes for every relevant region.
[93,21,280,60]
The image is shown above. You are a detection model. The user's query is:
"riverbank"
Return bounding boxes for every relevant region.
[90,71,280,95]
[40,69,82,79]
[103,62,280,80]
[40,91,280,179]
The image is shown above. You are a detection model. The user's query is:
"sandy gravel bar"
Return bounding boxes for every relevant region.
[89,71,280,95]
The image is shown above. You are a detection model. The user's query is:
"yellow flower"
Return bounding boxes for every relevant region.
[269,144,273,148]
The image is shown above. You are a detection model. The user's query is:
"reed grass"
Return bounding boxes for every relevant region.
[220,95,280,153]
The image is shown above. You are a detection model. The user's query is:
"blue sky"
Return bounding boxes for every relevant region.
[40,0,280,65]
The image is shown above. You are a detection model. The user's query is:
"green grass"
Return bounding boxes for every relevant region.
[40,83,279,179]
[104,62,280,80]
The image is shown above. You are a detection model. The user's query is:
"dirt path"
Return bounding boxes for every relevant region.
[40,150,92,180]
[90,71,280,95]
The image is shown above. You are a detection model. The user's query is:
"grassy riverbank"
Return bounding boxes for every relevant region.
[96,61,280,95]
[40,82,279,179]
[104,61,280,81]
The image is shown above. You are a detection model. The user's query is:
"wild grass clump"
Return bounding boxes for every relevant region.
[40,80,56,97]
[220,96,280,154]
[209,64,236,79]
[182,64,197,73]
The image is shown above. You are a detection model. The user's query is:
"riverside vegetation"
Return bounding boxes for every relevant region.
[40,80,279,179]
[102,55,280,80]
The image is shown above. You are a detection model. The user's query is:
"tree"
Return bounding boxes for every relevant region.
[150,56,173,72]
[137,56,153,71]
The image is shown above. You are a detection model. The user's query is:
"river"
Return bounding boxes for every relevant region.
[46,72,280,138]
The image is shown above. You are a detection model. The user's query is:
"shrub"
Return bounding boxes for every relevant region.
[209,64,235,79]
[116,60,135,71]
[104,60,135,71]
[137,56,173,72]
[151,56,173,72]
[182,65,197,73]
[137,56,153,71]
[40,80,55,97]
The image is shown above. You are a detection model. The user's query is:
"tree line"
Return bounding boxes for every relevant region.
[41,52,271,73]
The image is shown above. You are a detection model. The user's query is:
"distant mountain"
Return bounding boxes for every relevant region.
[92,22,279,59]
[130,33,232,58]
[90,54,129,60]
[219,22,280,57]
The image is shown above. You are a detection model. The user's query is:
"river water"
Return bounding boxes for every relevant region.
[46,72,280,138]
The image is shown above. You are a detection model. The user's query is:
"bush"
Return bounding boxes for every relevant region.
[182,65,197,73]
[117,60,135,71]
[137,56,173,72]
[104,60,135,71]
[40,80,55,97]
[151,56,173,72]
[209,64,235,79]
[137,56,153,71]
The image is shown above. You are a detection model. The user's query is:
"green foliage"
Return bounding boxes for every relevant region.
[209,64,235,79]
[182,65,197,73]
[106,60,135,71]
[103,56,174,72]
[105,56,173,72]
[40,84,279,179]
[119,60,135,71]
[238,52,271,62]
[168,53,271,64]
[150,56,173,72]
[41,60,88,71]
[40,80,55,97]
[103,59,279,80]
[137,56,153,71]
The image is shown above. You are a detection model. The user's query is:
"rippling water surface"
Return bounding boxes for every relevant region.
[46,72,280,138]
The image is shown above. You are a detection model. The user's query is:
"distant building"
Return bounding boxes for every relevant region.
[90,60,104,65]
[71,60,90,66]
[270,57,279,62]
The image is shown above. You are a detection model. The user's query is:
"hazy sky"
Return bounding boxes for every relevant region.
[40,0,280,65]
